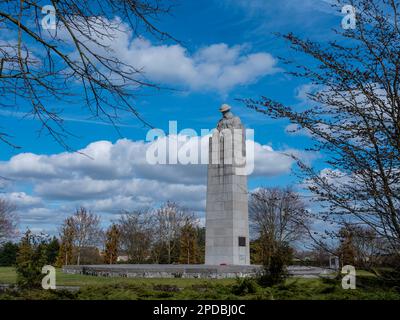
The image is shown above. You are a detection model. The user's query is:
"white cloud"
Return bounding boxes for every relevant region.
[295,83,322,102]
[20,207,57,223]
[0,136,298,184]
[6,153,57,178]
[114,37,278,92]
[251,144,294,176]
[59,18,279,93]
[34,177,121,200]
[1,192,43,209]
[0,136,315,232]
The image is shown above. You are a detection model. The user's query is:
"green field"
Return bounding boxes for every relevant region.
[0,267,399,300]
[0,267,235,287]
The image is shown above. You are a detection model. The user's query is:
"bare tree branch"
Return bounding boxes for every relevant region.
[242,0,400,256]
[0,0,175,149]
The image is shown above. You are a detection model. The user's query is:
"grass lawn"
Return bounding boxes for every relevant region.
[0,267,235,287]
[1,267,399,300]
[0,267,17,285]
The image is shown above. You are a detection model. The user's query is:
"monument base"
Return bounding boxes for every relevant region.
[62,264,331,279]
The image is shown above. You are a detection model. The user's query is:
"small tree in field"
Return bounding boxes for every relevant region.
[0,242,18,266]
[104,224,120,265]
[336,224,386,268]
[258,242,293,287]
[57,208,102,266]
[154,202,193,264]
[118,209,154,264]
[337,226,357,267]
[44,237,60,265]
[0,199,17,244]
[249,188,306,286]
[71,208,102,266]
[249,187,309,266]
[15,230,47,289]
[56,217,75,267]
[178,219,199,264]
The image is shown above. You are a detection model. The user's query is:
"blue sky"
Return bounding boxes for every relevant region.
[0,0,345,234]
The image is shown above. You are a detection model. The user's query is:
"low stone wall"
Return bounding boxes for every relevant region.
[63,264,262,279]
[62,264,332,279]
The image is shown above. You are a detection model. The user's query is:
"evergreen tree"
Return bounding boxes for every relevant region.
[0,242,19,266]
[258,241,293,287]
[104,224,120,264]
[15,230,48,288]
[45,237,60,265]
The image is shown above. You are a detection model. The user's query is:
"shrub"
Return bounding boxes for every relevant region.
[0,242,18,266]
[153,284,180,292]
[376,268,400,287]
[231,277,258,296]
[15,230,48,289]
[258,242,293,287]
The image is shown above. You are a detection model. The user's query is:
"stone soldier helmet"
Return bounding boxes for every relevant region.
[219,104,231,113]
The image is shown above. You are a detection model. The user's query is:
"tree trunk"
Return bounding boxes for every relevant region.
[77,249,81,266]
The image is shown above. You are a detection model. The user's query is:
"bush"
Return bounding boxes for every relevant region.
[376,268,400,286]
[44,237,60,265]
[152,284,180,292]
[231,277,258,296]
[15,231,48,289]
[258,243,293,287]
[0,242,18,266]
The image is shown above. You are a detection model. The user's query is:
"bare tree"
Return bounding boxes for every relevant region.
[178,216,200,264]
[337,224,387,268]
[117,203,198,264]
[154,201,193,264]
[249,187,310,263]
[57,216,75,266]
[250,187,310,244]
[0,0,174,149]
[243,0,400,255]
[67,207,102,265]
[118,209,154,263]
[0,199,17,244]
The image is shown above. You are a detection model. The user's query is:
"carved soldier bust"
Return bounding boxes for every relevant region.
[216,104,243,131]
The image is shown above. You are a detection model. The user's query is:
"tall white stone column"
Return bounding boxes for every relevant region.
[205,105,250,265]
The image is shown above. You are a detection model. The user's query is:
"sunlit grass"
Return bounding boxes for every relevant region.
[1,267,398,300]
[0,267,17,284]
[0,267,236,287]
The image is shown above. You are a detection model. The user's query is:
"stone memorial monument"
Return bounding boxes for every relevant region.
[205,104,250,265]
[63,105,331,277]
